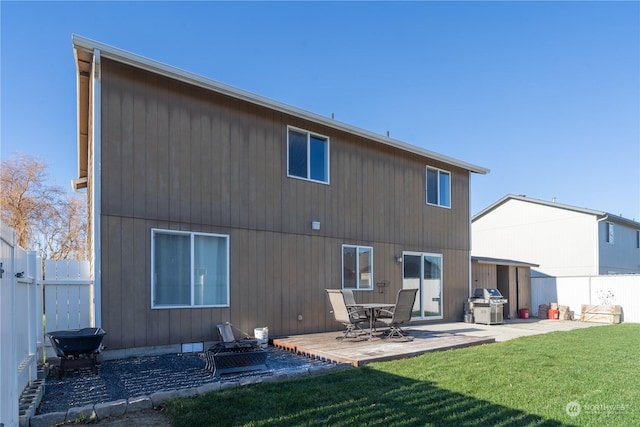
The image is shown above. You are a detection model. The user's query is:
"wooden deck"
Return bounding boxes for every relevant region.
[272,328,494,367]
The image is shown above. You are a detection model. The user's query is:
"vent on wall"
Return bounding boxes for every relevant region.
[181,342,204,353]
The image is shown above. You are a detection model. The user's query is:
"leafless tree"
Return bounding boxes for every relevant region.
[0,153,87,260]
[39,196,87,261]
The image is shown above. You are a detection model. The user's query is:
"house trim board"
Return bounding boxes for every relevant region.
[92,49,102,327]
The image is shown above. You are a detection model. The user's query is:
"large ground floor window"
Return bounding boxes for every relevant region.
[151,229,229,308]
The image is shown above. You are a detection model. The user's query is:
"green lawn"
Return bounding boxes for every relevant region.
[165,324,639,426]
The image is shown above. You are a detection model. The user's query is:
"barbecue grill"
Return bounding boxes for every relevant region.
[469,288,507,325]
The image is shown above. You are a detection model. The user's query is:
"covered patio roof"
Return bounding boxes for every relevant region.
[472,256,539,268]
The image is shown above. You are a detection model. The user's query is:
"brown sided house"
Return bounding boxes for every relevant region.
[71,35,489,353]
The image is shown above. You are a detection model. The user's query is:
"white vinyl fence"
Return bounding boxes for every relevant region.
[0,222,41,427]
[43,259,93,358]
[532,275,640,323]
[1,220,93,426]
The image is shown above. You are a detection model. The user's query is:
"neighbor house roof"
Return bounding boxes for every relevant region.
[71,35,489,188]
[472,194,640,229]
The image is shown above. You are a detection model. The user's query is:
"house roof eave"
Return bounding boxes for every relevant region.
[473,194,606,221]
[71,34,489,175]
[73,43,92,190]
[472,194,640,228]
[472,256,539,268]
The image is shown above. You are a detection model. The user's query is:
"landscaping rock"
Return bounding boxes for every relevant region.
[38,347,336,416]
[197,382,221,394]
[95,399,128,419]
[150,389,181,406]
[29,411,67,427]
[239,376,263,386]
[126,396,152,412]
[67,404,96,423]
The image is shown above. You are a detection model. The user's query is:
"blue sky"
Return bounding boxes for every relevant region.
[2,1,639,219]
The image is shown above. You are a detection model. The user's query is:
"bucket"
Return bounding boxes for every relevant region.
[519,309,529,319]
[254,327,269,349]
[548,309,559,320]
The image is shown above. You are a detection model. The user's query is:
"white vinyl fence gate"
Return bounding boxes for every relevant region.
[1,220,93,427]
[43,259,94,357]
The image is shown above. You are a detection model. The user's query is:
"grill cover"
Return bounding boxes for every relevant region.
[471,288,507,304]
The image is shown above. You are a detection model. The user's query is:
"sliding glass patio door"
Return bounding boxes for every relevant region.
[402,252,443,320]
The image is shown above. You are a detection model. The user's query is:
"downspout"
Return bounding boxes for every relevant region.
[596,215,609,276]
[468,171,473,299]
[92,49,102,328]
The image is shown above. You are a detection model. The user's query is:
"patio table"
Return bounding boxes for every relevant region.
[348,303,395,339]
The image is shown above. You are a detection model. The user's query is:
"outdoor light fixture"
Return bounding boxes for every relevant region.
[396,256,403,263]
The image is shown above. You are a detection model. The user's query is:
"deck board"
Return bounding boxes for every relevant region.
[272,328,494,367]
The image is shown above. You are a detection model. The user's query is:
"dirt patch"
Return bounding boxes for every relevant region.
[93,408,171,426]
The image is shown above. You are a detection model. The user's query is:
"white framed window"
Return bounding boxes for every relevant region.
[151,229,229,308]
[605,222,614,244]
[342,245,373,290]
[287,126,330,184]
[426,166,451,208]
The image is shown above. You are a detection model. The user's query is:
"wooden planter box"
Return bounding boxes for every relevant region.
[580,305,621,324]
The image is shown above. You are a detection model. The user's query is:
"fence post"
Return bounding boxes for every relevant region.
[36,256,44,362]
[0,221,18,427]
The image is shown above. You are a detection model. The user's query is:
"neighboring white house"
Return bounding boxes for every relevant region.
[472,195,640,277]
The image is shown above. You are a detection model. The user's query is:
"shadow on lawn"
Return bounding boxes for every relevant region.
[168,367,577,427]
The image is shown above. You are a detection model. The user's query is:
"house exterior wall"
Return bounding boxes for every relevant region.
[598,220,640,274]
[96,58,474,350]
[471,263,496,290]
[472,199,598,277]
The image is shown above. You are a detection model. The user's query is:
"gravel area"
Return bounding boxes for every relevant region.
[38,346,334,415]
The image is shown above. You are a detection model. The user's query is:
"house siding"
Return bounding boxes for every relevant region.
[97,58,472,350]
[472,199,598,277]
[598,220,640,274]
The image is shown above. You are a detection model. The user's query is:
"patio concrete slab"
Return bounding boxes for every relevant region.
[413,318,606,342]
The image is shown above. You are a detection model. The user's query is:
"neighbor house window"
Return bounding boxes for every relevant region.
[636,230,639,249]
[151,229,229,308]
[287,126,329,184]
[342,245,373,290]
[426,166,451,208]
[605,222,614,244]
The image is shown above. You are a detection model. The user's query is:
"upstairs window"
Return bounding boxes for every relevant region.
[426,166,451,208]
[287,126,329,184]
[605,222,614,244]
[342,245,373,290]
